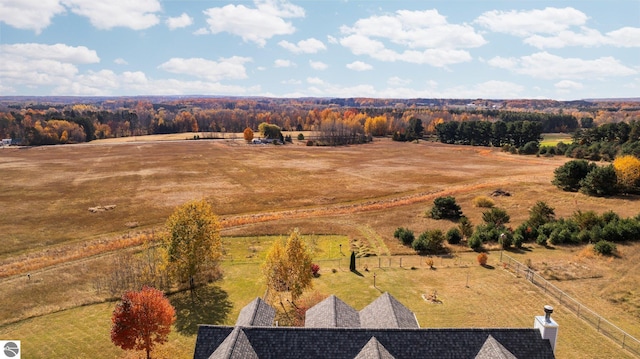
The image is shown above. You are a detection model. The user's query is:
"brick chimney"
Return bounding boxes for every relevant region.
[534,305,558,353]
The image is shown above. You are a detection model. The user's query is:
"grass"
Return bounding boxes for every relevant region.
[0,250,635,359]
[541,133,573,147]
[1,137,639,358]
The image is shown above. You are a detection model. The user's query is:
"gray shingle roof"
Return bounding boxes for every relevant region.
[359,292,419,329]
[209,327,258,359]
[354,337,396,359]
[235,297,275,327]
[475,335,518,359]
[194,327,554,359]
[305,295,360,328]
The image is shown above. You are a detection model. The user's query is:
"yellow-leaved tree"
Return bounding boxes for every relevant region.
[613,155,640,190]
[262,229,313,303]
[163,199,222,289]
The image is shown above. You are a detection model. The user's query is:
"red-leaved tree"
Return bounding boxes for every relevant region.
[111,286,176,359]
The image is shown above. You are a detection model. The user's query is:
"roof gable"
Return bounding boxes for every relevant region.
[475,335,518,359]
[209,327,258,359]
[359,292,419,329]
[354,337,396,359]
[305,295,360,328]
[236,297,275,327]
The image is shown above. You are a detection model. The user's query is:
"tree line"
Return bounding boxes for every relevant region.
[435,120,543,148]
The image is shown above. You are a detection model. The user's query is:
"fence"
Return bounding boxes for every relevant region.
[502,253,640,357]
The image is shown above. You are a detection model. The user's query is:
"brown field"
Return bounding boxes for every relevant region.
[1,135,639,357]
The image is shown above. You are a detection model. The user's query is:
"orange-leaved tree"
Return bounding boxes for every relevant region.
[243,127,254,142]
[111,286,176,359]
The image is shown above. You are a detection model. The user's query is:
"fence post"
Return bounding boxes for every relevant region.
[378,257,381,268]
[400,257,402,268]
[577,304,580,318]
[622,333,626,349]
[597,317,601,332]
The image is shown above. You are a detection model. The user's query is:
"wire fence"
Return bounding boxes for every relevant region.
[502,253,640,357]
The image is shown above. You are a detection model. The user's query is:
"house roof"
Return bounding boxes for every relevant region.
[194,327,554,359]
[235,297,275,327]
[354,337,395,359]
[359,292,419,329]
[305,295,360,328]
[193,293,555,359]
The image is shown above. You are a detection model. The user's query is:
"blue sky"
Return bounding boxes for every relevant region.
[1,0,638,100]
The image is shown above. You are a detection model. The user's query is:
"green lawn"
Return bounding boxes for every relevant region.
[541,133,573,147]
[0,249,634,359]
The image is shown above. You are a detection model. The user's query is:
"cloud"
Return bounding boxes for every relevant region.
[0,0,65,34]
[476,7,640,49]
[203,0,304,46]
[193,28,210,36]
[158,57,251,81]
[309,61,327,70]
[166,13,193,30]
[62,0,162,30]
[555,80,583,90]
[274,59,294,68]
[387,76,410,86]
[346,61,372,71]
[488,52,637,80]
[475,7,587,37]
[278,38,326,54]
[339,9,483,67]
[114,58,128,65]
[0,43,100,90]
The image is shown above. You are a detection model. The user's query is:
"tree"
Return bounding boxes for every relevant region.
[406,118,424,141]
[393,227,415,246]
[579,164,618,197]
[613,155,640,190]
[262,229,314,302]
[163,199,222,289]
[458,216,473,239]
[111,286,176,359]
[482,207,510,227]
[528,201,555,228]
[413,229,445,254]
[258,122,282,140]
[243,127,254,143]
[552,159,596,192]
[429,196,463,220]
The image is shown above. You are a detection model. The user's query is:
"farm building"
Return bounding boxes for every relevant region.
[194,292,557,358]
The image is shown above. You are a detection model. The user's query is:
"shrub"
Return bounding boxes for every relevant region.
[536,233,548,246]
[482,207,510,227]
[446,227,462,245]
[297,133,305,140]
[593,240,616,256]
[468,233,483,251]
[413,230,445,254]
[552,159,596,192]
[458,216,473,239]
[528,201,555,228]
[394,227,415,246]
[306,140,314,146]
[429,196,463,220]
[513,233,524,248]
[311,263,320,277]
[472,196,494,208]
[425,258,434,269]
[477,252,488,266]
[520,141,540,155]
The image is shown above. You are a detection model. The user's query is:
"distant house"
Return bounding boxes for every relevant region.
[194,292,557,359]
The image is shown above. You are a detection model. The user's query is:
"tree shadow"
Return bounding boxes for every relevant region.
[351,269,364,277]
[481,264,495,270]
[169,285,233,335]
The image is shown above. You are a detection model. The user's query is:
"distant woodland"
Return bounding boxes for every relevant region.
[0,96,638,151]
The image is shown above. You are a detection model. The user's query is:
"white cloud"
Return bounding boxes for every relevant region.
[158,57,251,81]
[193,28,210,35]
[606,27,640,47]
[62,0,162,30]
[306,77,324,85]
[339,9,482,67]
[488,52,637,80]
[524,27,607,49]
[0,43,101,91]
[346,61,372,71]
[475,7,587,37]
[309,60,327,70]
[114,58,128,65]
[274,59,293,68]
[278,38,326,54]
[0,0,65,34]
[203,0,304,47]
[387,76,410,86]
[555,80,583,90]
[166,13,193,30]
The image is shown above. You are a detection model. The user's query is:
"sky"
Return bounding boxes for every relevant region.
[0,0,639,100]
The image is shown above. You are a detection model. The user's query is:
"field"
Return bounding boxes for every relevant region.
[1,135,639,358]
